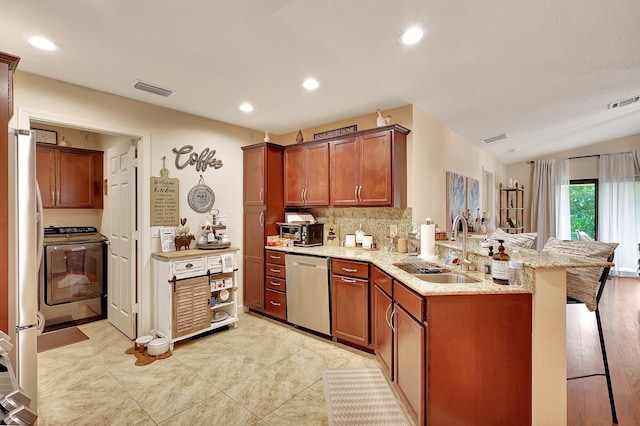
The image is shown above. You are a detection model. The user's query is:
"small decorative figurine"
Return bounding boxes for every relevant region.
[376,109,390,127]
[296,130,304,143]
[263,130,270,142]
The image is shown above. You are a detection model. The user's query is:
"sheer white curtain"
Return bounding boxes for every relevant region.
[531,158,570,249]
[598,152,637,275]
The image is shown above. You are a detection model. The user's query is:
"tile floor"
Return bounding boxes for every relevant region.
[36,312,388,425]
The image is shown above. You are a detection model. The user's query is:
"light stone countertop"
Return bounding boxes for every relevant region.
[266,241,613,297]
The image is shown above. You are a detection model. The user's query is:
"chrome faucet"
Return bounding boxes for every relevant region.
[451,214,472,271]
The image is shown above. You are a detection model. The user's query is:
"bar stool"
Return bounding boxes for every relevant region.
[542,237,619,424]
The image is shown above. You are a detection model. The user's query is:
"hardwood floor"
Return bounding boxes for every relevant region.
[567,276,640,425]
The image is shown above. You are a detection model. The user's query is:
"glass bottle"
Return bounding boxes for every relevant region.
[509,250,524,287]
[355,224,365,247]
[492,239,510,285]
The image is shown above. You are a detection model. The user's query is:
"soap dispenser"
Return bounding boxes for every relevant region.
[492,240,510,285]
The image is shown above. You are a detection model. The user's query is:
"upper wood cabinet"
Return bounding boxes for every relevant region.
[284,142,329,206]
[330,125,409,207]
[36,143,103,209]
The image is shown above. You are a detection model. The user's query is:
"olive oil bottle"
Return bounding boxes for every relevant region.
[492,239,510,285]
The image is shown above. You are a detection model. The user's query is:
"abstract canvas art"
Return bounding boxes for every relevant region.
[446,171,466,232]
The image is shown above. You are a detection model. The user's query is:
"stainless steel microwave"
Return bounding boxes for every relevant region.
[277,223,324,247]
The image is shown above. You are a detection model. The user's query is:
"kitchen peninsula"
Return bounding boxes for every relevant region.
[262,242,612,425]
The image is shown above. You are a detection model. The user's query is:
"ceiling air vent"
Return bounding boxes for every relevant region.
[481,133,507,144]
[132,80,175,97]
[607,96,639,110]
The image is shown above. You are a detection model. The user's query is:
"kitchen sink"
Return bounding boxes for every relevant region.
[393,260,479,284]
[413,273,479,284]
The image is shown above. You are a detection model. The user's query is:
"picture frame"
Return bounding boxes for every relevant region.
[32,128,57,144]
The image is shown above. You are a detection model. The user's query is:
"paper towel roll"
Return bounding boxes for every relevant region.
[419,223,439,261]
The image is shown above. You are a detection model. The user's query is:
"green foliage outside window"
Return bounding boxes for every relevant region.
[569,182,596,240]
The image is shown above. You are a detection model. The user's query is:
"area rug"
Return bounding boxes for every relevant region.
[322,368,410,425]
[37,327,89,353]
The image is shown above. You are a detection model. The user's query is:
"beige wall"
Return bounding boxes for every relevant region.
[11,71,263,333]
[506,134,640,230]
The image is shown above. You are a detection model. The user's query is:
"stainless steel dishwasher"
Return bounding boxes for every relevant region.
[285,254,330,335]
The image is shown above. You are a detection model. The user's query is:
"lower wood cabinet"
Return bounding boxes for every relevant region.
[331,258,369,346]
[394,303,425,425]
[264,250,287,319]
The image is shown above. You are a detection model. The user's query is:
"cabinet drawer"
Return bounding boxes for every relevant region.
[266,276,286,292]
[332,258,369,279]
[265,250,286,265]
[371,265,392,296]
[394,281,424,322]
[266,263,286,279]
[172,257,206,278]
[265,289,287,318]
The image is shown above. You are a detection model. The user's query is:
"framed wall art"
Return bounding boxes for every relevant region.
[31,128,57,144]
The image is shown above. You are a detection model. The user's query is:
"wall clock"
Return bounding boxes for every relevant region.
[188,175,215,213]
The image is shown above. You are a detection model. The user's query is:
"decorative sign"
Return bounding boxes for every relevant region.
[151,159,179,226]
[188,175,215,213]
[314,125,357,140]
[172,145,223,172]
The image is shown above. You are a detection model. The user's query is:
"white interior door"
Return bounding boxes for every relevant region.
[107,143,137,339]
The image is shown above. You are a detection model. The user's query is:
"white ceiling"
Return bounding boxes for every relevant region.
[2,0,640,164]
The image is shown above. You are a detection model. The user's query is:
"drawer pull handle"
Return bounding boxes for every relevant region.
[185,263,193,268]
[270,281,281,286]
[342,267,358,273]
[341,278,357,283]
[270,268,281,273]
[269,255,281,259]
[270,301,281,306]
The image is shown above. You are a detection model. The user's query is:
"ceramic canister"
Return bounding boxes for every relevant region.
[345,234,356,247]
[362,235,373,249]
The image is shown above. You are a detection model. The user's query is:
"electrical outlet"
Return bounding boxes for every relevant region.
[390,224,398,237]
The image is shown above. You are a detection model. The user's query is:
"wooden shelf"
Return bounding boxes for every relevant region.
[499,183,524,234]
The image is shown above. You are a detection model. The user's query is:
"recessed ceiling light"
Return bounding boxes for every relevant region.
[303,78,319,90]
[239,103,254,112]
[28,36,59,51]
[401,27,424,45]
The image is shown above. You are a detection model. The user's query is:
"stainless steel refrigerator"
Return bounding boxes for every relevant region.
[7,128,40,410]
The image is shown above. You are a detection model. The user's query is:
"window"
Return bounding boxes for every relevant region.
[569,179,598,241]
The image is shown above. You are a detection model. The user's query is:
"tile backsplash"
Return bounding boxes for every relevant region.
[303,207,413,250]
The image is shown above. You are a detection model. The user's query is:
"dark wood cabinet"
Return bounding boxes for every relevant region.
[372,279,393,378]
[331,258,369,346]
[390,280,426,425]
[264,250,287,319]
[241,143,284,312]
[284,142,329,206]
[36,143,103,208]
[427,294,532,425]
[330,125,409,207]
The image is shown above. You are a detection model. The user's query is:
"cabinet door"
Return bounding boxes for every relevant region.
[36,146,56,207]
[172,277,211,338]
[359,131,392,205]
[331,274,369,346]
[394,304,425,425]
[243,145,265,206]
[330,137,360,206]
[56,150,97,208]
[284,146,305,206]
[373,284,393,378]
[304,143,329,205]
[243,207,265,310]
